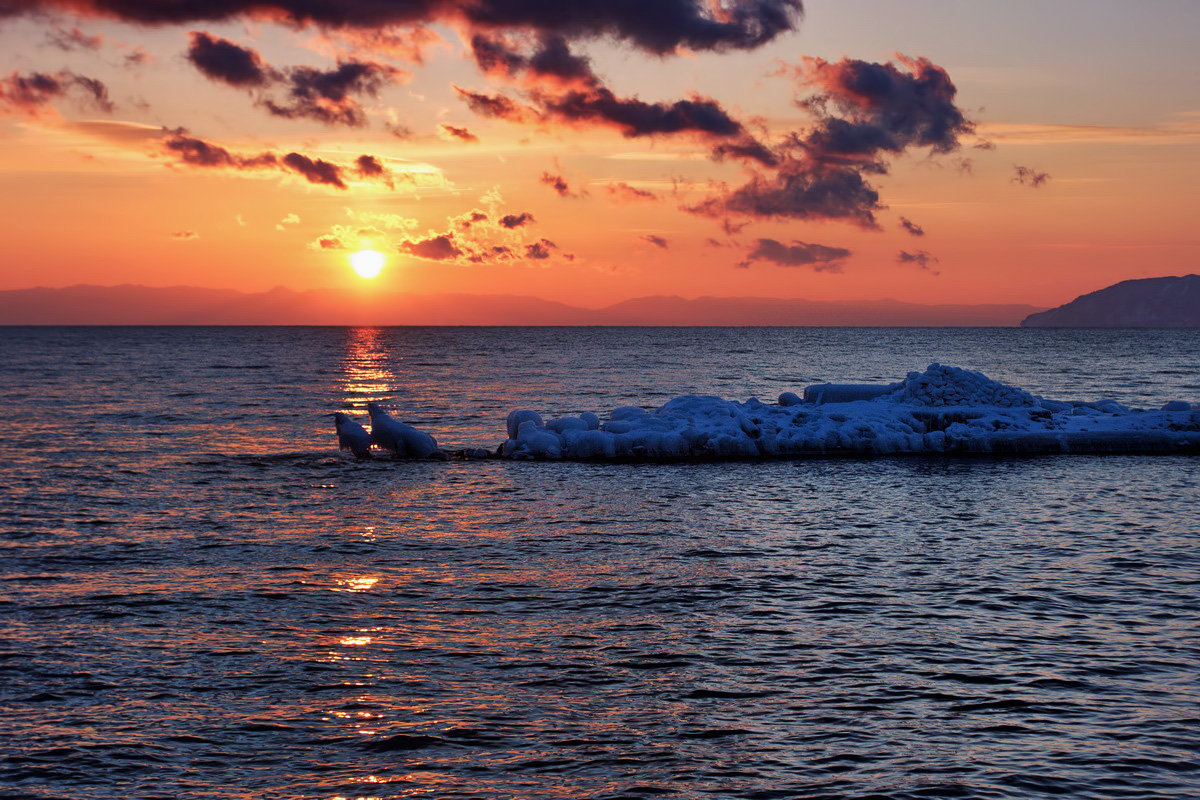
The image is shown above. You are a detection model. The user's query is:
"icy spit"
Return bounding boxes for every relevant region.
[339,364,1200,461]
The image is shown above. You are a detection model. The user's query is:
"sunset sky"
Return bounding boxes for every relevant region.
[1,0,1198,308]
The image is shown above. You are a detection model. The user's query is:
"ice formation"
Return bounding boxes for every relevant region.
[336,365,1199,461]
[365,401,440,458]
[333,411,373,458]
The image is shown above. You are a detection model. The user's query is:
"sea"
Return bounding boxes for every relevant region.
[1,326,1199,800]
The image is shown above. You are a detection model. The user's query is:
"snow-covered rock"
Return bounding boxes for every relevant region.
[493,363,1200,460]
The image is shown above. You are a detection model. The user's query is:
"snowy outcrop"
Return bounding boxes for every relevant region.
[496,363,1200,460]
[336,365,1199,461]
[334,412,373,458]
[365,402,440,458]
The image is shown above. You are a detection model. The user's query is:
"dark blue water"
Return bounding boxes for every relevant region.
[2,327,1199,799]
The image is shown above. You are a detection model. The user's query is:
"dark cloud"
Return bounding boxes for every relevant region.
[400,234,463,261]
[184,32,401,127]
[689,55,972,228]
[524,238,557,260]
[439,123,478,142]
[264,60,399,127]
[641,234,669,249]
[123,46,151,66]
[171,230,198,240]
[354,154,385,177]
[540,171,578,198]
[161,129,394,190]
[471,32,596,89]
[280,152,345,188]
[5,0,803,55]
[163,130,278,168]
[535,87,748,140]
[186,31,272,87]
[897,249,939,272]
[1013,164,1049,188]
[453,85,536,122]
[799,55,973,157]
[462,32,772,154]
[737,237,850,271]
[499,212,534,228]
[386,121,413,138]
[899,216,924,236]
[45,26,102,51]
[710,136,780,168]
[607,182,659,202]
[690,162,882,227]
[0,69,113,115]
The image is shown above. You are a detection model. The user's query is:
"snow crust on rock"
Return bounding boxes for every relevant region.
[336,364,1199,460]
[497,363,1200,460]
[367,402,439,458]
[889,363,1037,408]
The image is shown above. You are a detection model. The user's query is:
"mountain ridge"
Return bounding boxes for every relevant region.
[0,284,1043,326]
[1021,275,1200,327]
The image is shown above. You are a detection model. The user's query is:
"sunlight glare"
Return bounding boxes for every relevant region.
[350,249,386,279]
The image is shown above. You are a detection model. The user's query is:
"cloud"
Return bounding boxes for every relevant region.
[439,123,478,142]
[280,152,344,187]
[186,31,273,87]
[897,249,939,272]
[524,238,558,260]
[606,182,659,202]
[5,0,803,55]
[308,209,418,251]
[0,69,113,115]
[354,154,385,177]
[122,46,151,67]
[540,171,581,198]
[171,230,198,240]
[453,85,539,123]
[184,32,401,126]
[899,217,925,236]
[314,193,572,266]
[737,237,850,271]
[263,60,401,127]
[400,234,462,260]
[689,55,973,228]
[160,129,395,190]
[499,212,533,228]
[275,212,300,230]
[690,164,882,227]
[640,234,669,249]
[385,120,413,139]
[1012,164,1050,188]
[462,32,768,152]
[44,26,102,51]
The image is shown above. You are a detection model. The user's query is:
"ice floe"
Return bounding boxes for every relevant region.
[337,364,1199,461]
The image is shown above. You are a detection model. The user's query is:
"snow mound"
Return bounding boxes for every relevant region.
[335,364,1200,461]
[890,363,1038,408]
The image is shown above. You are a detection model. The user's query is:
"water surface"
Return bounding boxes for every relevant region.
[2,327,1198,799]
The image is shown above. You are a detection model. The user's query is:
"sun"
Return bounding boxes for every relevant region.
[350,249,385,279]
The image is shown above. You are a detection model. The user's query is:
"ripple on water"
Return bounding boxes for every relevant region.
[2,328,1200,799]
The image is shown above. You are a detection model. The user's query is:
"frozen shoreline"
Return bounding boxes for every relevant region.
[339,364,1200,461]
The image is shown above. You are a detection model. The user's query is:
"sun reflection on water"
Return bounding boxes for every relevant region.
[340,327,395,410]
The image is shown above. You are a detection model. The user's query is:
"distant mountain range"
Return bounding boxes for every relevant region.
[0,284,1043,326]
[1021,274,1200,327]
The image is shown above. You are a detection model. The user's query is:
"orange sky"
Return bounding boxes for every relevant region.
[1,0,1198,309]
